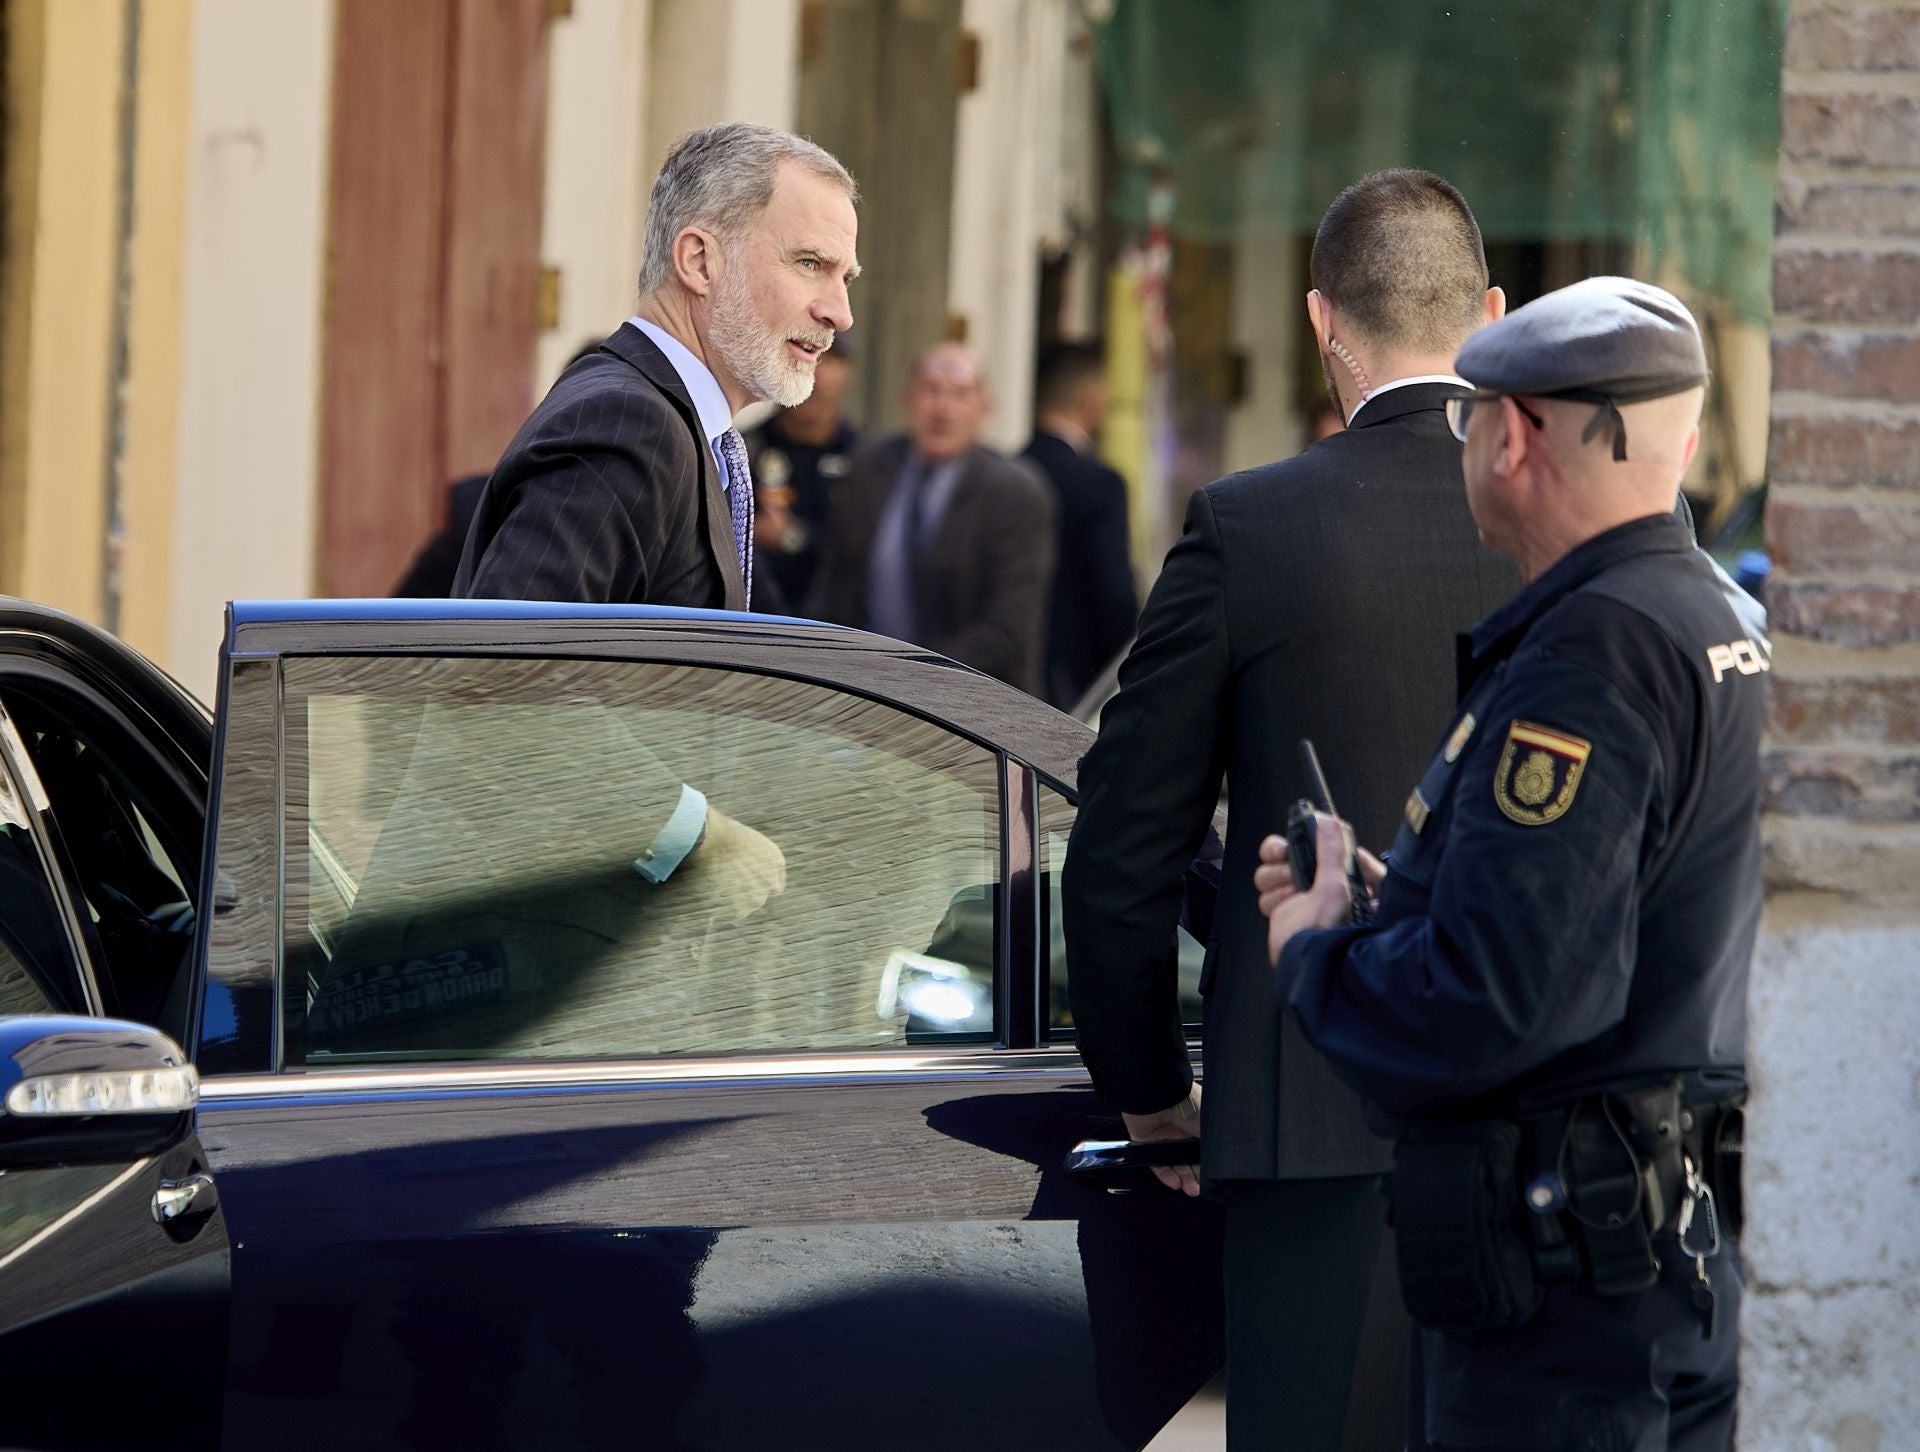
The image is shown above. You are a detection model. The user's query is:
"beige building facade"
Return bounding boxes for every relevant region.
[1,0,1065,696]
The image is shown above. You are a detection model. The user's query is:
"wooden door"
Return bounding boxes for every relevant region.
[317,0,552,599]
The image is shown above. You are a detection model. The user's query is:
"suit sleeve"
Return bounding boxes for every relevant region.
[1062,488,1232,1112]
[1278,656,1666,1116]
[458,392,692,604]
[935,465,1056,689]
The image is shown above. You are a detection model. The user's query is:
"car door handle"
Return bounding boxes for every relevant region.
[1065,1138,1202,1176]
[151,1173,217,1225]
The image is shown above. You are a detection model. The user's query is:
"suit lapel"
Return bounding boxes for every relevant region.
[603,323,746,610]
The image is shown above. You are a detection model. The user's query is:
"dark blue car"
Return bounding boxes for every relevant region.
[0,600,1220,1450]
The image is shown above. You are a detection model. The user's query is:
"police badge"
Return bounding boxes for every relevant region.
[758,448,793,488]
[1492,720,1591,826]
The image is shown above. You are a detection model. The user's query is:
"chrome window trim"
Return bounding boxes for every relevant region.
[198,1046,1109,1100]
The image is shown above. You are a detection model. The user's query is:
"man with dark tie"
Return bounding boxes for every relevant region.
[455,121,860,610]
[810,343,1055,695]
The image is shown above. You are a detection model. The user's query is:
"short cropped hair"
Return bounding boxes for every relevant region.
[1034,342,1106,412]
[1310,170,1489,354]
[638,123,857,296]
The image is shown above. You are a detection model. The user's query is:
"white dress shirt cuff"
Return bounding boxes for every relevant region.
[632,784,709,884]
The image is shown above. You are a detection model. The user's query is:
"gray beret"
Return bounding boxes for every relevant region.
[1455,277,1708,460]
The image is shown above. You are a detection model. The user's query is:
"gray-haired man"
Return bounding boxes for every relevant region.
[454,123,853,913]
[456,122,859,608]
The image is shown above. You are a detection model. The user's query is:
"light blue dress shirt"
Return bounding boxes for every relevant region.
[628,316,735,485]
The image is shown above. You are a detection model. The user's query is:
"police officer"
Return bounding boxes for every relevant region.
[744,331,859,614]
[1257,277,1765,1448]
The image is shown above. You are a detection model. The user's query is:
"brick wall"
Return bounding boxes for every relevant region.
[1747,3,1920,1445]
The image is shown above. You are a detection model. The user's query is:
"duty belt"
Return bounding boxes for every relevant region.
[1513,1083,1744,1298]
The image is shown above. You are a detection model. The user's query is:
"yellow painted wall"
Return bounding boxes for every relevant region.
[119,2,193,661]
[2,0,121,619]
[0,0,48,595]
[0,0,192,651]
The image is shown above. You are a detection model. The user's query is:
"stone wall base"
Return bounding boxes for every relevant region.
[1744,923,1920,1448]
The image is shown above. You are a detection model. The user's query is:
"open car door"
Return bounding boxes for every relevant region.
[191,601,1222,1450]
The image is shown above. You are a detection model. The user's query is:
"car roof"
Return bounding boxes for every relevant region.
[0,597,214,739]
[229,599,838,629]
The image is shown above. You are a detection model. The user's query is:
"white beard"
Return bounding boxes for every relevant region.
[711,271,823,409]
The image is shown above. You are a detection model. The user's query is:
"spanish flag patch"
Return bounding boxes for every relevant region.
[1492,721,1591,826]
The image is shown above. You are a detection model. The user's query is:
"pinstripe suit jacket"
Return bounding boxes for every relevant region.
[454,324,745,607]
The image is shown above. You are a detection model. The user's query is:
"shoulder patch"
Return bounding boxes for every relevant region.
[1443,712,1477,764]
[1493,721,1591,826]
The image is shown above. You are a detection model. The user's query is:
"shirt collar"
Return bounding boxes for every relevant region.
[1037,420,1093,454]
[1469,510,1696,663]
[628,316,733,445]
[1347,373,1471,426]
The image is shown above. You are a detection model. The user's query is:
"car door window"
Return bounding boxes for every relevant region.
[0,708,89,1016]
[2,692,200,1033]
[1040,783,1206,1038]
[277,656,1002,1065]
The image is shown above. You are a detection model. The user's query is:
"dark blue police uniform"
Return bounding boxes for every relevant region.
[1279,509,1768,1449]
[745,418,859,613]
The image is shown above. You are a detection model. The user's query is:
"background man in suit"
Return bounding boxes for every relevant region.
[810,343,1055,695]
[1022,343,1138,711]
[455,122,859,608]
[1062,170,1518,1449]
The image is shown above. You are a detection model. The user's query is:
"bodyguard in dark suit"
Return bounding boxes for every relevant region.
[455,123,860,607]
[1022,343,1138,711]
[1063,171,1518,1449]
[810,343,1056,695]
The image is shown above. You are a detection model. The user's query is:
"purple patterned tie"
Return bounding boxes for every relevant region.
[717,426,753,607]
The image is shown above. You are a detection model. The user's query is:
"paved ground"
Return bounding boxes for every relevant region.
[1144,1373,1226,1449]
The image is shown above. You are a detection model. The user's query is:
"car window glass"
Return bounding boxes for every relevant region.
[0,710,87,1015]
[3,694,199,1032]
[1040,783,1204,1038]
[280,656,1002,1065]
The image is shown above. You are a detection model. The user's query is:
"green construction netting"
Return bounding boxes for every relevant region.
[1096,0,1786,320]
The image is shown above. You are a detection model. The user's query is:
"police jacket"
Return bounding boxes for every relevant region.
[1279,511,1767,1120]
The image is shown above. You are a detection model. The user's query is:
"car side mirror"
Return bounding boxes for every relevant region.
[0,1016,198,1169]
